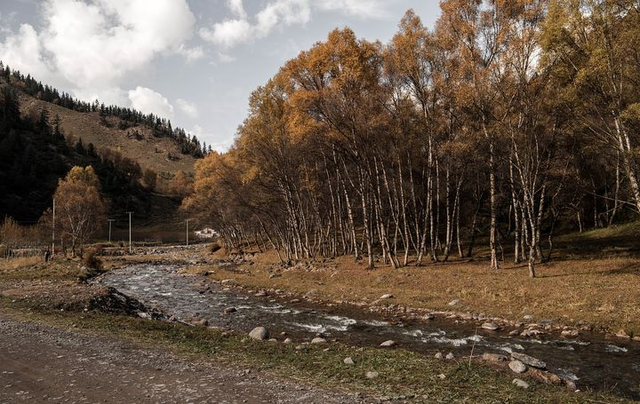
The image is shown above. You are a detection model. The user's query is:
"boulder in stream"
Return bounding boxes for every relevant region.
[482,322,500,331]
[511,352,546,369]
[249,327,270,341]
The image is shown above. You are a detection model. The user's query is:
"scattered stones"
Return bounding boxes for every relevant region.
[255,290,267,297]
[509,330,520,336]
[482,322,500,331]
[509,360,527,374]
[445,352,455,360]
[379,340,396,348]
[365,371,379,379]
[512,378,530,389]
[520,328,544,338]
[482,353,508,363]
[423,313,435,320]
[343,357,355,365]
[311,337,327,344]
[511,353,546,369]
[561,329,579,338]
[615,329,631,339]
[380,294,394,299]
[248,327,269,341]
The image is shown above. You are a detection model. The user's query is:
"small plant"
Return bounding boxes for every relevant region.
[210,241,222,254]
[83,247,103,270]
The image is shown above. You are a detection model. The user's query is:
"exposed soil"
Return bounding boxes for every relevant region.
[0,315,371,404]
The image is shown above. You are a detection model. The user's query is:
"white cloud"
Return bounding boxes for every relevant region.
[228,0,247,19]
[128,86,174,119]
[199,18,253,49]
[0,24,52,80]
[200,0,388,49]
[0,0,197,104]
[217,52,237,64]
[176,44,205,63]
[176,98,199,119]
[200,0,310,48]
[315,0,390,18]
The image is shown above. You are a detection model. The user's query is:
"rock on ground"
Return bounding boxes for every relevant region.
[511,352,547,369]
[249,326,270,341]
[509,360,527,374]
[379,340,396,348]
[512,378,530,389]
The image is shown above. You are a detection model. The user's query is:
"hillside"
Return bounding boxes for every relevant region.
[18,95,196,175]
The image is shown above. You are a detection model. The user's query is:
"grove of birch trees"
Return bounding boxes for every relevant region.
[185,0,640,277]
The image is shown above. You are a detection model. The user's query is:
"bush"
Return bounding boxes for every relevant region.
[83,247,102,270]
[210,241,222,254]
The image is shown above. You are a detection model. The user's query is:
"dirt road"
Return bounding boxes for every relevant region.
[0,316,369,404]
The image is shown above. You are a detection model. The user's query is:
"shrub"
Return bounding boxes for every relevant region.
[83,247,102,270]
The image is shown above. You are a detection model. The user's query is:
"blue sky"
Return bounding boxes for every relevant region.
[0,0,440,151]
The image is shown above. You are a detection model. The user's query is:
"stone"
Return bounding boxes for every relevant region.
[482,353,508,363]
[343,357,355,365]
[434,352,443,359]
[437,374,446,380]
[248,327,269,341]
[522,315,534,321]
[561,329,579,338]
[379,340,396,348]
[311,337,327,344]
[380,294,394,299]
[223,307,237,314]
[511,352,546,369]
[482,322,500,331]
[283,338,293,344]
[255,290,267,297]
[365,371,379,379]
[445,352,455,360]
[615,329,631,339]
[268,338,278,343]
[509,330,520,336]
[512,378,529,389]
[448,299,461,306]
[509,360,527,374]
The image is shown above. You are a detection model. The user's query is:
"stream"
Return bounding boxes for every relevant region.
[99,263,640,399]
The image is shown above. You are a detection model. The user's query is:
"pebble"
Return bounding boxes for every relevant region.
[512,378,529,389]
[283,338,292,344]
[248,327,269,341]
[365,371,379,379]
[379,340,396,348]
[445,352,455,360]
[434,352,443,359]
[311,337,327,344]
[343,357,354,365]
[380,294,394,299]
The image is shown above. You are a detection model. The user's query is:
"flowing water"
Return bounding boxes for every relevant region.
[99,263,640,399]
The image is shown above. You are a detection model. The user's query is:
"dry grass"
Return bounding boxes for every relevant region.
[203,249,640,335]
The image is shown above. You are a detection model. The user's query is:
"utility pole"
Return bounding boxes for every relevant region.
[186,219,191,247]
[51,198,55,254]
[107,219,115,243]
[127,212,133,254]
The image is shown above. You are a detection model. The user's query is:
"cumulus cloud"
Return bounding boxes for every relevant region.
[128,86,174,119]
[177,44,205,63]
[199,19,253,49]
[176,98,199,119]
[0,0,197,104]
[0,24,52,80]
[199,0,389,49]
[200,0,311,48]
[315,0,390,18]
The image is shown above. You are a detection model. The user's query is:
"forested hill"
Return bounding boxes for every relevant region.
[0,72,189,224]
[0,62,205,176]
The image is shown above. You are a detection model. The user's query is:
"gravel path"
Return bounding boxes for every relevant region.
[0,316,372,404]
